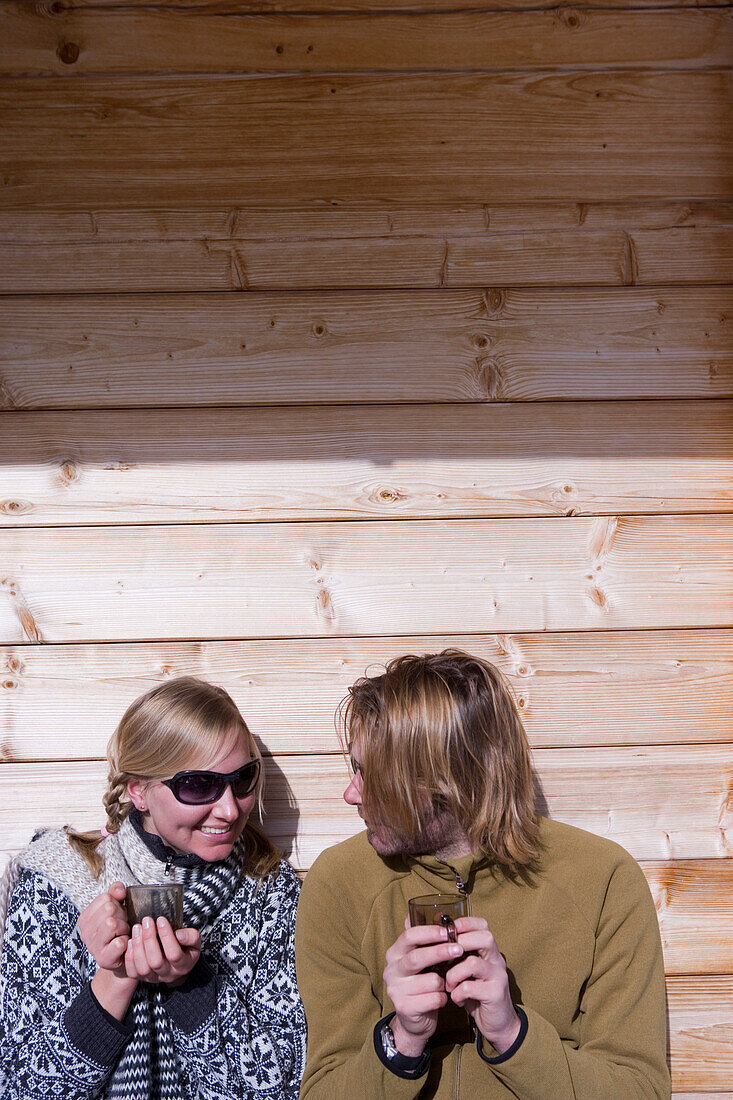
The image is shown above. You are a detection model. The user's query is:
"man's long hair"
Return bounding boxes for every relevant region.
[340,649,541,873]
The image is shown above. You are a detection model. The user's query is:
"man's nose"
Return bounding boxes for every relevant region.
[343,775,362,806]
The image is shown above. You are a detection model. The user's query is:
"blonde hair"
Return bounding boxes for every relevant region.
[69,677,280,880]
[340,649,541,874]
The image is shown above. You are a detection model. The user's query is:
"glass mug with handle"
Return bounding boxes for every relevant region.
[408,893,467,978]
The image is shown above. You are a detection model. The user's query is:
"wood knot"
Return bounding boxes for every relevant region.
[58,459,80,485]
[316,586,335,623]
[375,487,401,504]
[275,44,284,54]
[477,358,505,401]
[588,585,608,610]
[0,499,33,516]
[311,321,328,338]
[559,7,582,28]
[483,288,506,318]
[49,0,67,12]
[472,333,491,350]
[6,655,23,674]
[57,41,80,65]
[2,679,17,690]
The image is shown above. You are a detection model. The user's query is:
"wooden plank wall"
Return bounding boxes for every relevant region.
[1,0,731,1091]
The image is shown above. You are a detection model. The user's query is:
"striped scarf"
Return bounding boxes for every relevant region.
[1,817,245,1100]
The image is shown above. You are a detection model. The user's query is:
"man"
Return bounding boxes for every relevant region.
[295,649,670,1098]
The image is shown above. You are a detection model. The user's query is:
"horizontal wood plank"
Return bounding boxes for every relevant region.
[667,977,733,1090]
[1,288,730,406]
[446,227,733,288]
[1,744,730,863]
[4,7,731,75]
[644,861,733,976]
[3,0,726,13]
[2,630,730,761]
[1,73,730,207]
[0,401,730,525]
[0,516,731,643]
[4,202,731,241]
[2,226,732,292]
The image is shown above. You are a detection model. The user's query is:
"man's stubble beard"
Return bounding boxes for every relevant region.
[364,806,468,860]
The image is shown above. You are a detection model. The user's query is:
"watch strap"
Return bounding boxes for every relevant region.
[373,1013,431,1080]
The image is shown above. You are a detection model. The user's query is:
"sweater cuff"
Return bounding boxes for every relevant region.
[163,959,217,1034]
[476,1006,528,1065]
[63,981,134,1067]
[373,1013,431,1080]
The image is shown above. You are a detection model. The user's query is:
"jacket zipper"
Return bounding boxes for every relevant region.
[451,867,472,1099]
[164,851,174,876]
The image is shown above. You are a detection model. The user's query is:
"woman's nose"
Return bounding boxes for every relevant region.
[211,783,240,819]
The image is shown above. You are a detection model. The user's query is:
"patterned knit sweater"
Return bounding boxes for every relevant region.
[0,822,306,1100]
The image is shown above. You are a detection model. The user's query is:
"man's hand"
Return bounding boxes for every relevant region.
[444,917,521,1054]
[382,918,464,1057]
[125,916,201,986]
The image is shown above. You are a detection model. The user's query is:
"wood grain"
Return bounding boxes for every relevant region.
[2,224,731,291]
[0,401,730,526]
[4,201,730,240]
[1,72,730,207]
[4,6,731,75]
[667,977,733,1090]
[644,861,733,976]
[2,630,730,761]
[1,744,731,863]
[5,0,726,12]
[446,228,733,287]
[1,288,730,406]
[0,515,731,643]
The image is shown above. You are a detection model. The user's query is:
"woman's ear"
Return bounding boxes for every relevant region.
[126,777,148,812]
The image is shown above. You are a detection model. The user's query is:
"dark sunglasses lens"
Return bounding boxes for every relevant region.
[232,761,259,797]
[173,773,222,804]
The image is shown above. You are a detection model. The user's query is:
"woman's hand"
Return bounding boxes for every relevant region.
[125,916,201,986]
[382,917,464,1057]
[444,917,521,1054]
[76,881,131,977]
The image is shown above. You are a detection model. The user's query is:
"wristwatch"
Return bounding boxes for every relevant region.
[377,1019,431,1079]
[380,1021,400,1060]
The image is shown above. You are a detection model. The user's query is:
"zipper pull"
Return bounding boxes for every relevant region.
[455,871,467,894]
[164,851,174,877]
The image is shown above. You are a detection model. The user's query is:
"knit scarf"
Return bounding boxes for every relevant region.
[0,815,245,1100]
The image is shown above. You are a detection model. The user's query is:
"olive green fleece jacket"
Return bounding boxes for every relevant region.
[295,817,670,1099]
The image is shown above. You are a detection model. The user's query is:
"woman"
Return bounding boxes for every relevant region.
[0,677,305,1100]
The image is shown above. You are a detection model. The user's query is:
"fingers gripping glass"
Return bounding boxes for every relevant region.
[162,759,260,805]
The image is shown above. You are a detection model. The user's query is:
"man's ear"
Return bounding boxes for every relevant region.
[126,777,148,812]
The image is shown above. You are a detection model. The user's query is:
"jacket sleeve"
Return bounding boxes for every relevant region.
[162,861,306,1100]
[482,853,671,1099]
[296,854,427,1100]
[0,869,133,1100]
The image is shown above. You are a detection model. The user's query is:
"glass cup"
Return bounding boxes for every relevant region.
[408,893,467,977]
[125,884,183,930]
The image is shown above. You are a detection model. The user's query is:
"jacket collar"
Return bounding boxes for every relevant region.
[128,807,207,869]
[404,850,495,894]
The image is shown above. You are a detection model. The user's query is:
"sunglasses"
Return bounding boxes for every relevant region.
[161,759,260,805]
